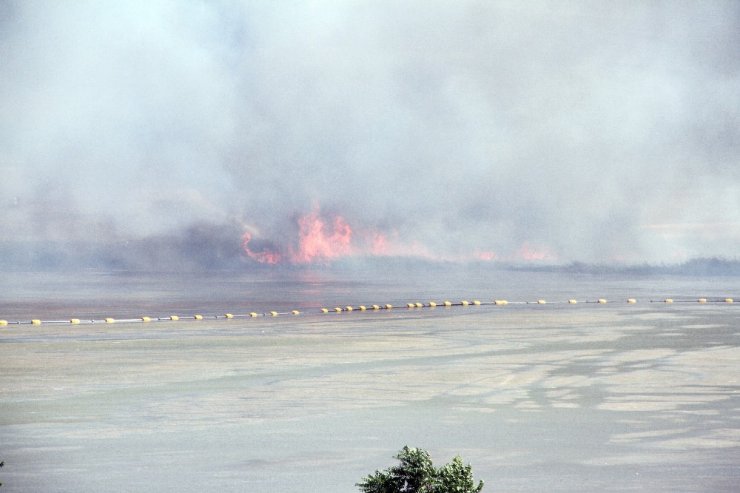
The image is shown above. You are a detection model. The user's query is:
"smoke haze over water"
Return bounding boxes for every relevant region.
[1,1,739,270]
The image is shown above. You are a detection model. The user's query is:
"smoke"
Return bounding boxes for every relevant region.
[1,1,738,269]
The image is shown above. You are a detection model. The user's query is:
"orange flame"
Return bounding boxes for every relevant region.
[290,211,353,264]
[241,207,544,265]
[476,250,497,261]
[516,242,556,261]
[370,232,388,255]
[241,232,282,265]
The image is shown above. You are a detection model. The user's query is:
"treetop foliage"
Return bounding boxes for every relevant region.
[357,446,484,493]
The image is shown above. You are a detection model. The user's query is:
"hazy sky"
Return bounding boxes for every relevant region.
[1,1,738,267]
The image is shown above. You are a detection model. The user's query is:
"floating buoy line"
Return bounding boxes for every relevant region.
[0,297,735,327]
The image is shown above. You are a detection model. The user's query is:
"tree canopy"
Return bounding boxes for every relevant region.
[357,446,484,493]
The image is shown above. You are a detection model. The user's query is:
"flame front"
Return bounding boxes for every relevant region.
[241,209,356,265]
[290,211,353,264]
[476,250,497,261]
[516,242,556,261]
[241,232,282,265]
[241,207,556,265]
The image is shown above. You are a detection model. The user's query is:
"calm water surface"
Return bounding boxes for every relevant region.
[1,269,739,492]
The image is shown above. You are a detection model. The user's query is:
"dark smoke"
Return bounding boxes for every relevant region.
[1,1,738,270]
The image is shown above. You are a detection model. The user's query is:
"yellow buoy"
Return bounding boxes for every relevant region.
[568,299,578,304]
[385,304,393,309]
[473,300,481,305]
[224,313,234,319]
[321,308,329,313]
[494,300,508,306]
[104,318,115,324]
[372,304,381,310]
[726,298,734,304]
[444,301,452,307]
[346,306,354,311]
[359,305,367,311]
[141,316,152,322]
[415,302,423,308]
[537,299,546,304]
[270,311,278,317]
[697,298,707,304]
[664,299,673,304]
[70,318,80,325]
[334,307,343,312]
[429,301,437,307]
[627,298,637,304]
[597,299,607,304]
[0,320,8,326]
[194,314,203,320]
[407,303,415,308]
[291,310,300,315]
[461,300,470,306]
[31,319,41,325]
[250,312,259,317]
[170,315,180,321]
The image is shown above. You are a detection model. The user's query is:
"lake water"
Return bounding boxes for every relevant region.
[1,268,739,491]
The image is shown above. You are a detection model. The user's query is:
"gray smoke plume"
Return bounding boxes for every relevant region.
[1,1,738,270]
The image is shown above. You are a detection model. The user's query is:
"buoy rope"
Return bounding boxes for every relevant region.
[0,297,735,327]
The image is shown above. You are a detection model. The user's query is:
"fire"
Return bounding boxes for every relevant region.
[371,232,388,255]
[368,231,430,258]
[516,242,556,261]
[291,211,353,263]
[240,207,555,266]
[241,232,282,265]
[241,209,356,265]
[476,251,497,261]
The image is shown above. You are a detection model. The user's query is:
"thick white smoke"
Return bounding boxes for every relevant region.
[1,1,738,269]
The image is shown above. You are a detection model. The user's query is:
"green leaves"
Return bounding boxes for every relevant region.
[357,446,484,493]
[436,456,484,493]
